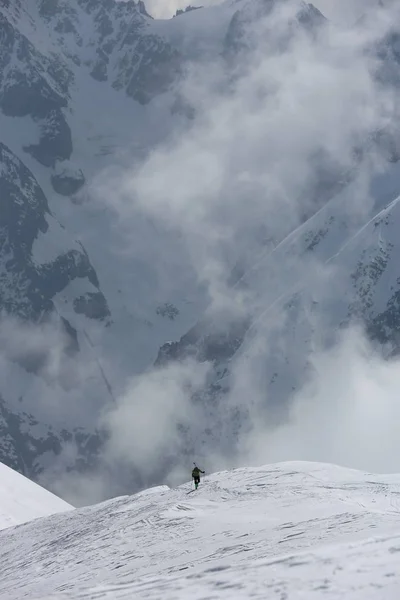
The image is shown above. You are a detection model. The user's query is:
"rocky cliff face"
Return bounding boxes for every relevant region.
[152,3,400,468]
[0,137,111,478]
[1,0,400,499]
[0,0,205,488]
[0,143,103,321]
[37,0,181,104]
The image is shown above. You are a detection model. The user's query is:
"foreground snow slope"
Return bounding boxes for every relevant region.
[0,461,72,531]
[2,462,400,599]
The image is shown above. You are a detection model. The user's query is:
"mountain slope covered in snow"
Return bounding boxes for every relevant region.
[0,460,72,531]
[2,0,400,501]
[0,0,335,490]
[1,462,400,599]
[0,0,210,481]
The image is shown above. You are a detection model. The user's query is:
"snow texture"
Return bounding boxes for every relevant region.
[0,460,72,531]
[1,462,400,599]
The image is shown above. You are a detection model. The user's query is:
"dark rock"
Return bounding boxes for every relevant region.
[94,10,114,41]
[0,14,71,118]
[156,302,179,320]
[155,317,249,366]
[0,392,106,484]
[0,142,49,252]
[60,317,80,356]
[91,59,108,81]
[39,0,63,19]
[174,5,203,17]
[0,142,106,328]
[0,72,66,119]
[126,37,182,104]
[51,168,86,196]
[73,292,111,320]
[24,109,73,167]
[37,249,100,298]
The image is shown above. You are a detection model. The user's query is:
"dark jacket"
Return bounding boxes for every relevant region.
[192,467,204,478]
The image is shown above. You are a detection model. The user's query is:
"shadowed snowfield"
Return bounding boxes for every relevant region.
[1,462,400,598]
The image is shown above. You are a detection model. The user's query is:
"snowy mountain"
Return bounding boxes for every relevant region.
[0,460,72,530]
[1,462,400,598]
[2,0,400,499]
[0,0,208,483]
[0,0,331,490]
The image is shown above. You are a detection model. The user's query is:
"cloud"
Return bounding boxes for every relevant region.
[0,315,97,421]
[57,0,400,502]
[0,312,116,482]
[240,326,400,474]
[104,0,395,318]
[102,359,211,474]
[312,0,383,25]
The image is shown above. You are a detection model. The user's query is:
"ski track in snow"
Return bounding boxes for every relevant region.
[1,462,400,599]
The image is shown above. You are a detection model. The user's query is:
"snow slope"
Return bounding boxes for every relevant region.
[2,462,400,599]
[0,461,72,531]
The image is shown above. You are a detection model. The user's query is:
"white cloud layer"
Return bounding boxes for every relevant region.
[38,0,400,504]
[241,327,400,474]
[84,0,400,498]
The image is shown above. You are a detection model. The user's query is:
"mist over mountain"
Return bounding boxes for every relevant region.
[1,0,400,505]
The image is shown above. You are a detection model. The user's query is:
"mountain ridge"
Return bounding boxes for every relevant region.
[0,0,400,502]
[1,461,400,598]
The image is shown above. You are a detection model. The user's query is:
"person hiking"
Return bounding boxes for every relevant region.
[192,463,205,489]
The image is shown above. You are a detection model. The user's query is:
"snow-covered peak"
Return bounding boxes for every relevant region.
[1,461,400,598]
[2,0,400,508]
[0,460,72,531]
